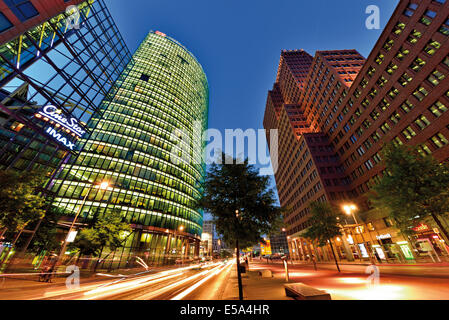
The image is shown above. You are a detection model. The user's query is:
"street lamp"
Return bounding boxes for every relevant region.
[56,180,110,267]
[342,204,376,264]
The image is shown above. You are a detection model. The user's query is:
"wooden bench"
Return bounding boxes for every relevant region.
[284,283,331,300]
[258,269,273,278]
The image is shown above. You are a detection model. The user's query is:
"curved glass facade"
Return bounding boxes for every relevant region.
[49,31,209,268]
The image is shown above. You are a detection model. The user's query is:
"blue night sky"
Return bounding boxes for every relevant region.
[104,0,399,205]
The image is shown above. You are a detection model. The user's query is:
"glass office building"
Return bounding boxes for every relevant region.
[49,31,209,268]
[0,0,131,175]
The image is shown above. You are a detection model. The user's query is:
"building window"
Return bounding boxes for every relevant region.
[439,18,449,36]
[417,144,432,155]
[380,122,391,133]
[404,5,416,17]
[396,47,411,60]
[398,72,413,87]
[140,74,150,82]
[429,101,447,117]
[413,86,429,101]
[407,29,422,44]
[4,0,39,22]
[410,57,426,72]
[0,12,13,33]
[386,62,398,75]
[402,126,417,140]
[393,136,404,146]
[390,112,401,125]
[400,100,415,113]
[424,40,441,55]
[393,22,406,35]
[427,69,445,86]
[414,115,431,130]
[431,133,449,148]
[420,10,437,26]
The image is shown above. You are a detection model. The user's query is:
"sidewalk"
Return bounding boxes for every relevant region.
[258,258,449,267]
[221,264,292,300]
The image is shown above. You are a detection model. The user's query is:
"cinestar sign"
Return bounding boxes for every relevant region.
[38,105,86,137]
[46,127,76,151]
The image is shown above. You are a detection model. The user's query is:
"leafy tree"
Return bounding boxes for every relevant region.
[199,154,283,300]
[371,143,449,242]
[21,204,66,254]
[303,201,342,272]
[0,170,48,243]
[71,209,131,265]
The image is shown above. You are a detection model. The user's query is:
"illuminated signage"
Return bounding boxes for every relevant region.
[36,105,86,138]
[261,240,272,256]
[358,244,369,258]
[66,230,78,243]
[347,235,354,245]
[412,224,429,232]
[46,127,77,151]
[376,233,392,240]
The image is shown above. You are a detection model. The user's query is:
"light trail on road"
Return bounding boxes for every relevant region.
[171,260,234,300]
[82,263,220,300]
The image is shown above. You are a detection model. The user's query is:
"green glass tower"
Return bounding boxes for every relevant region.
[49,31,209,268]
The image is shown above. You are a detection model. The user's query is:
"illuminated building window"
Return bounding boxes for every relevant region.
[414,115,431,130]
[431,133,449,148]
[429,101,447,117]
[402,126,417,140]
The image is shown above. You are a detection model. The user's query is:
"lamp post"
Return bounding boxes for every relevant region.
[235,209,243,301]
[342,204,376,264]
[56,181,109,267]
[178,225,185,265]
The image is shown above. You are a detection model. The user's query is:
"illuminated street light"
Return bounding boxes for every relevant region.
[99,181,110,190]
[179,225,184,232]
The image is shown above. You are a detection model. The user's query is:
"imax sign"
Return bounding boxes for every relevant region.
[46,127,77,151]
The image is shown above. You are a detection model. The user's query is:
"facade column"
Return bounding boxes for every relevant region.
[298,239,306,261]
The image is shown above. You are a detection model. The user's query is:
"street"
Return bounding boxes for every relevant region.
[0,261,234,300]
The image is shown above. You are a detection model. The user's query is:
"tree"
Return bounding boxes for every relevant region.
[71,209,131,268]
[303,201,342,272]
[371,143,449,242]
[21,204,66,254]
[0,170,48,244]
[199,154,283,300]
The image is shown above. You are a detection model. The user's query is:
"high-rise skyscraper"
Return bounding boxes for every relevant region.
[49,31,209,269]
[264,0,449,263]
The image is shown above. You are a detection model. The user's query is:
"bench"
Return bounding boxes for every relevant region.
[258,269,273,278]
[284,283,331,300]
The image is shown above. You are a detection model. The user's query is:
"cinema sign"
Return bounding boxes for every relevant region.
[35,105,86,151]
[36,105,86,137]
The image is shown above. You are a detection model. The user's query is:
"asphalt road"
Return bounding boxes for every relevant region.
[0,261,233,300]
